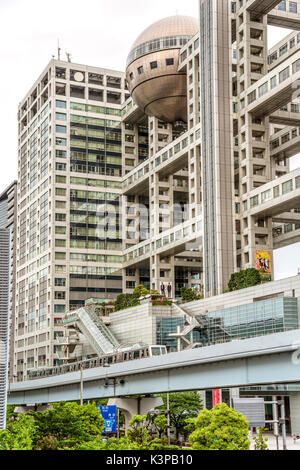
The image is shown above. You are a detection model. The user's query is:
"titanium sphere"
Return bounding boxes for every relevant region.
[126,16,199,123]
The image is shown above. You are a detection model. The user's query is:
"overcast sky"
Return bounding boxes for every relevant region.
[0,0,299,279]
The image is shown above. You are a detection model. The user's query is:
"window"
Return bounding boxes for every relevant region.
[55,188,66,196]
[55,200,66,209]
[55,278,66,287]
[137,66,144,74]
[258,82,268,97]
[278,1,286,11]
[56,163,66,171]
[291,103,299,113]
[56,125,66,134]
[261,190,271,203]
[270,76,277,89]
[56,100,66,109]
[56,112,66,121]
[150,61,158,69]
[55,213,66,222]
[292,59,300,73]
[55,252,66,260]
[282,179,293,194]
[273,186,280,198]
[56,150,66,158]
[248,90,256,104]
[289,2,297,13]
[56,175,66,184]
[250,196,259,208]
[166,58,174,66]
[56,137,67,146]
[55,291,66,300]
[279,44,288,57]
[54,305,66,313]
[55,226,66,234]
[279,67,290,83]
[126,281,136,289]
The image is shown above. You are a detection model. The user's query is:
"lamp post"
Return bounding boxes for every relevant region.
[167,393,171,446]
[80,363,83,406]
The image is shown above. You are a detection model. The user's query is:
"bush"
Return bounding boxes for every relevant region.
[34,435,59,450]
[228,268,264,292]
[188,403,250,451]
[0,415,36,450]
[180,287,203,303]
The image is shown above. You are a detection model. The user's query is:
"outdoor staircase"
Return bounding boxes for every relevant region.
[63,307,120,357]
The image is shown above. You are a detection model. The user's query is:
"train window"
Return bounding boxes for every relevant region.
[124,353,127,361]
[108,356,113,364]
[134,351,140,359]
[161,347,167,355]
[151,347,161,356]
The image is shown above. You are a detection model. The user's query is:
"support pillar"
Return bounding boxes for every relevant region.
[108,397,163,429]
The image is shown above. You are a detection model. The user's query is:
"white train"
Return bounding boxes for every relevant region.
[28,344,167,380]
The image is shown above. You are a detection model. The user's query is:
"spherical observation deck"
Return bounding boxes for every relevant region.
[126,15,199,123]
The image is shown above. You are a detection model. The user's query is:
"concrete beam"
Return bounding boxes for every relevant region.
[7,330,300,405]
[270,111,300,127]
[268,8,300,30]
[246,0,282,17]
[247,52,300,117]
[273,226,300,249]
[273,212,300,224]
[108,397,163,428]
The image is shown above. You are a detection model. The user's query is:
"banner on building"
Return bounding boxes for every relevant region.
[160,281,173,299]
[255,250,272,274]
[213,389,220,407]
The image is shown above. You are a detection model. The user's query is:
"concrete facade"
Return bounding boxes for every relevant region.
[0,229,10,429]
[13,1,300,380]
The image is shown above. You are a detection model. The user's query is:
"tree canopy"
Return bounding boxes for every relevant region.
[187,403,250,451]
[228,268,264,292]
[158,392,203,438]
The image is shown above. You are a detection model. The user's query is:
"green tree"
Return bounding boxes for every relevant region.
[187,403,250,450]
[158,392,203,439]
[114,293,135,311]
[180,287,203,303]
[253,427,269,450]
[0,415,36,450]
[126,415,151,448]
[228,268,262,292]
[153,414,168,439]
[31,402,104,449]
[132,285,150,299]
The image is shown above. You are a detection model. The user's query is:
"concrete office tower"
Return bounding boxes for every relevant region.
[0,229,10,429]
[0,182,17,381]
[122,1,300,298]
[15,60,129,380]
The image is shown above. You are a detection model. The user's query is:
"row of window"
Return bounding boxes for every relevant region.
[248,175,300,209]
[129,58,175,80]
[246,58,300,107]
[268,31,300,66]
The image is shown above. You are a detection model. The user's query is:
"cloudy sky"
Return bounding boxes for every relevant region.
[0,0,299,279]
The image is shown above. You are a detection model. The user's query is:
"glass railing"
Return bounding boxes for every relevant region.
[127,35,192,66]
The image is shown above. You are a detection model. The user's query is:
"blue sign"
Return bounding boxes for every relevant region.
[97,405,117,434]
